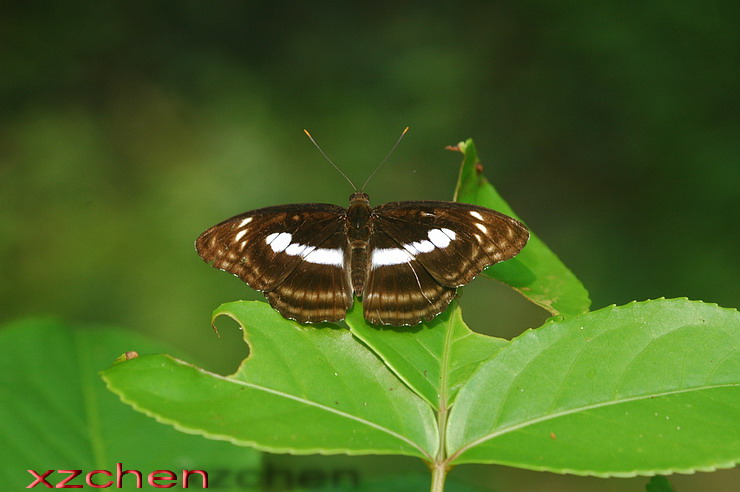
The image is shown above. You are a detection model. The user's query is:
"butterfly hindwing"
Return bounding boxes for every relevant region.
[363,228,457,325]
[371,201,529,287]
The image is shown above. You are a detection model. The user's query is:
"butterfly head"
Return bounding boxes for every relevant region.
[349,191,370,204]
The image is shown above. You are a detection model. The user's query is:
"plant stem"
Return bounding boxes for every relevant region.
[429,320,455,492]
[430,460,448,492]
[430,401,450,492]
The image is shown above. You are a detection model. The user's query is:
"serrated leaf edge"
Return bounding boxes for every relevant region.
[101,355,432,459]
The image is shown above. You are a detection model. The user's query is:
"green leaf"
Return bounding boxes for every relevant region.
[102,301,438,459]
[0,318,258,491]
[446,298,740,476]
[346,301,507,410]
[451,139,591,317]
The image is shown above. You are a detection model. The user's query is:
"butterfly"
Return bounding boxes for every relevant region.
[195,130,529,326]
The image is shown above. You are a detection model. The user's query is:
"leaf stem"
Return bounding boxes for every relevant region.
[428,315,457,492]
[431,410,449,492]
[430,459,448,492]
[430,400,450,491]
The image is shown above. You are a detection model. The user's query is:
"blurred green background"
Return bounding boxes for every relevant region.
[2,1,738,490]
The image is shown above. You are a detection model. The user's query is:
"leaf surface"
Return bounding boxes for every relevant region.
[447,299,740,476]
[102,301,438,459]
[452,139,591,316]
[347,301,506,410]
[0,318,257,491]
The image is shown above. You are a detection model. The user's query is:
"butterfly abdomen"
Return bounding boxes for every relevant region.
[349,243,369,295]
[345,192,374,297]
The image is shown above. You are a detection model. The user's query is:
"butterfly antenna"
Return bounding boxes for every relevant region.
[360,126,409,191]
[303,129,357,190]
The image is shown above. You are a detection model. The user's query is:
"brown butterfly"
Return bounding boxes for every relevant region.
[195,130,528,326]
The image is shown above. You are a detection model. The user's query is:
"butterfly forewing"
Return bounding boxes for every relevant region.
[370,201,529,287]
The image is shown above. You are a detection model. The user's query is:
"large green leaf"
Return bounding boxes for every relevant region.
[452,139,591,317]
[346,301,506,410]
[0,318,257,491]
[102,301,438,459]
[446,298,740,476]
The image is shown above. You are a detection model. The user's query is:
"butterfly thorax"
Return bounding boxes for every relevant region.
[346,191,373,295]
